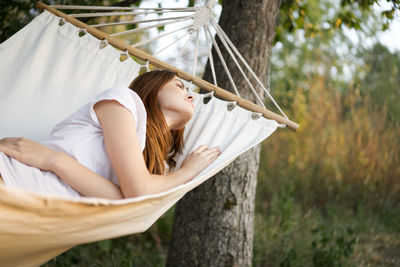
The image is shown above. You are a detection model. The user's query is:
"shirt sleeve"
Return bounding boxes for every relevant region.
[88,86,146,129]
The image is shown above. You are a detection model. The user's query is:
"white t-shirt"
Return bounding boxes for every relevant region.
[0,86,147,198]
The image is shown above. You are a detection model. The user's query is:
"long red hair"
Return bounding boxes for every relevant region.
[128,70,185,175]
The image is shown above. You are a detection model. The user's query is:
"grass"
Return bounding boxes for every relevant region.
[253,191,400,266]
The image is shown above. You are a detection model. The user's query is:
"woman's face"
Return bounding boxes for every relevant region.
[157,76,194,130]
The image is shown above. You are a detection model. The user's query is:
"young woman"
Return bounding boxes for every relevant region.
[0,70,221,199]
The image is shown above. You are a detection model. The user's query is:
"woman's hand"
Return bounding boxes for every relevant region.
[180,145,221,176]
[0,137,59,171]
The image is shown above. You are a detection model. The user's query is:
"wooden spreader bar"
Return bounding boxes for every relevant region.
[36,1,299,131]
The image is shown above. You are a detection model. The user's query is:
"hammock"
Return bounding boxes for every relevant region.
[0,2,298,266]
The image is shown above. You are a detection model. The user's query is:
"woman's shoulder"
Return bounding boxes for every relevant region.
[94,86,147,151]
[104,86,143,105]
[94,86,147,117]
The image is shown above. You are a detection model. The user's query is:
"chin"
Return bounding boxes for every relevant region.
[187,107,195,118]
[181,105,194,118]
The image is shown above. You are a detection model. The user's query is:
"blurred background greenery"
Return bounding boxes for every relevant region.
[2,0,399,266]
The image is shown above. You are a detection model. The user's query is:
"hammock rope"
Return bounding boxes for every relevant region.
[172,32,194,66]
[92,15,194,28]
[70,10,196,18]
[204,24,242,97]
[153,31,191,56]
[193,28,200,76]
[203,25,218,87]
[41,2,298,130]
[208,20,267,109]
[50,5,198,11]
[111,17,192,37]
[131,24,192,48]
[211,19,290,119]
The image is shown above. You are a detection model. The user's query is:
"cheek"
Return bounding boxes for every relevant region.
[157,91,172,108]
[157,90,183,109]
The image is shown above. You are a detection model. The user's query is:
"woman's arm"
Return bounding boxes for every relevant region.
[94,100,221,198]
[51,153,124,199]
[0,137,124,199]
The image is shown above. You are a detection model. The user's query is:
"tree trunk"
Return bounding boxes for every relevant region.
[166,0,282,266]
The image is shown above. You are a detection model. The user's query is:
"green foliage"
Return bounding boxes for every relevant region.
[45,235,164,267]
[357,43,400,124]
[341,0,400,30]
[0,0,37,43]
[43,208,174,266]
[188,0,195,8]
[254,25,400,265]
[157,25,165,32]
[311,225,357,266]
[279,248,297,267]
[275,0,400,43]
[0,0,139,43]
[255,2,400,261]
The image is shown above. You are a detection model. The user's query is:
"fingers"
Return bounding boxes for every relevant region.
[0,137,24,142]
[180,145,222,176]
[0,137,30,158]
[0,141,19,159]
[0,138,18,151]
[195,144,210,153]
[193,146,221,164]
[204,147,221,158]
[194,145,221,155]
[0,137,24,150]
[209,148,221,162]
[209,152,220,162]
[0,137,26,147]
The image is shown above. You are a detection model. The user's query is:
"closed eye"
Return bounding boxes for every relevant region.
[176,82,186,92]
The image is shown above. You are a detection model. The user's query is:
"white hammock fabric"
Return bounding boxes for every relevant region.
[0,11,278,266]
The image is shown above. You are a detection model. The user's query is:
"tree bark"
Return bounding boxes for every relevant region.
[167,0,282,266]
